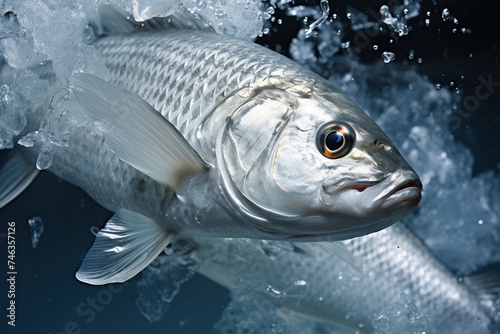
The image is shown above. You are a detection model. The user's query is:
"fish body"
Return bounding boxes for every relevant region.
[83,29,421,237]
[8,26,421,284]
[183,223,497,333]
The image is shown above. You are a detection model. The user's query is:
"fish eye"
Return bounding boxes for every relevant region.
[316,122,355,159]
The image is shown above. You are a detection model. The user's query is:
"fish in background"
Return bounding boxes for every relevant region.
[0,6,422,285]
[155,222,499,334]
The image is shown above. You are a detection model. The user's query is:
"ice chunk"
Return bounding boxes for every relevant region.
[0,84,24,149]
[0,70,50,149]
[28,216,44,248]
[135,240,199,323]
[18,89,74,170]
[183,0,266,40]
[382,51,395,63]
[129,0,181,22]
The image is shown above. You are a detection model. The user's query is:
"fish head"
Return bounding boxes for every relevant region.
[219,84,422,240]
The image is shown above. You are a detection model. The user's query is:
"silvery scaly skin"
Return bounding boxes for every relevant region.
[14,29,422,284]
[181,223,495,334]
[91,30,420,236]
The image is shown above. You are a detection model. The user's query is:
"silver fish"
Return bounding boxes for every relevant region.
[177,223,499,334]
[2,15,421,285]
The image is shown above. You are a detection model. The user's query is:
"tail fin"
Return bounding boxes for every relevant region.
[464,263,500,317]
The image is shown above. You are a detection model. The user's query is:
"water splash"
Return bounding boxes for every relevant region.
[304,0,329,38]
[379,5,410,36]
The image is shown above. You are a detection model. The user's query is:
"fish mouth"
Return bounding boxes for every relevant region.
[321,172,423,216]
[378,178,423,210]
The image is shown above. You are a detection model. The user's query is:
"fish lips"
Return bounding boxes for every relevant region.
[321,171,423,217]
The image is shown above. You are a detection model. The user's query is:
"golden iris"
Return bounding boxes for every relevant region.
[316,123,355,159]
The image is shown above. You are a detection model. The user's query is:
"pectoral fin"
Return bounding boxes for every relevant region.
[0,150,39,209]
[76,209,175,285]
[69,73,208,188]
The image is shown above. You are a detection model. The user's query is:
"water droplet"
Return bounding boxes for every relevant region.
[373,45,379,50]
[469,53,473,59]
[442,8,450,21]
[478,220,484,225]
[425,19,431,26]
[426,11,431,17]
[450,81,455,87]
[454,18,459,24]
[341,41,350,49]
[346,12,352,19]
[417,57,423,64]
[382,51,395,63]
[435,83,442,90]
[90,226,100,236]
[409,49,415,59]
[28,216,44,249]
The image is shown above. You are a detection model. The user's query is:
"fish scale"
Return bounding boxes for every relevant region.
[189,222,494,333]
[94,29,313,154]
[342,223,491,331]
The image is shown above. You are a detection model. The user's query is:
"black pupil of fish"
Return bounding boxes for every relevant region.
[325,131,344,151]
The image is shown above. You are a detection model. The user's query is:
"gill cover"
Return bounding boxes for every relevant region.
[219,88,301,223]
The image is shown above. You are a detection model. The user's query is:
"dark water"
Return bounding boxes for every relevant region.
[1,1,499,333]
[1,171,228,334]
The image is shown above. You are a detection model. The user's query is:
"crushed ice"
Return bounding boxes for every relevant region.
[135,240,199,323]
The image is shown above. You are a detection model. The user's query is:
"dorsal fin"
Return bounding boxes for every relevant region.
[69,73,208,188]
